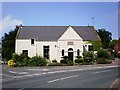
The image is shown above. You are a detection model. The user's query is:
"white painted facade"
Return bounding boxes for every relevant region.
[15,26,91,62]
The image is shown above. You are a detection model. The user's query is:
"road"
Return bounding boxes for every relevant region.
[2,65,119,89]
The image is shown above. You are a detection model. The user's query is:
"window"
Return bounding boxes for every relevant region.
[43,46,49,59]
[85,45,87,47]
[88,45,93,51]
[77,49,80,56]
[31,39,34,45]
[62,50,64,56]
[22,50,28,56]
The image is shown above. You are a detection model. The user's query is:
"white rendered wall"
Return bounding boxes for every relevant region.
[57,40,83,61]
[58,26,84,61]
[15,39,58,62]
[15,39,36,57]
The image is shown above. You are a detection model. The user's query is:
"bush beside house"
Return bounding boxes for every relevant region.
[96,49,112,64]
[60,56,73,66]
[8,53,47,67]
[8,49,113,67]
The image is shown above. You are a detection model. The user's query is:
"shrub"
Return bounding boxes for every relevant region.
[83,51,95,63]
[61,56,69,60]
[61,56,69,64]
[96,58,107,64]
[75,58,83,63]
[67,60,74,66]
[48,63,63,66]
[97,49,109,59]
[12,53,30,66]
[27,56,47,66]
[108,54,115,61]
[76,56,82,59]
[117,53,120,58]
[60,59,67,64]
[12,53,19,63]
[52,59,57,63]
[80,61,93,65]
[106,60,112,64]
[8,60,16,67]
[60,55,73,65]
[19,57,29,67]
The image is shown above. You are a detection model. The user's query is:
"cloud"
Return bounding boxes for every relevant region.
[0,15,23,36]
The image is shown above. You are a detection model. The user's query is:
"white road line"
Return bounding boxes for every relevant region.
[91,70,112,74]
[1,74,13,77]
[9,71,18,74]
[109,78,119,88]
[9,71,28,75]
[27,69,49,71]
[48,75,78,83]
[4,65,118,79]
[23,74,34,77]
[18,72,28,74]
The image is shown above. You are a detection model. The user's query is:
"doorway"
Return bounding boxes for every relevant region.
[68,48,73,61]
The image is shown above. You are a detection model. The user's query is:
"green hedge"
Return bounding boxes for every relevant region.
[28,56,47,66]
[75,58,83,63]
[10,53,47,67]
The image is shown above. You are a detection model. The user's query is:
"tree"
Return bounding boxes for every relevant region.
[108,39,118,50]
[2,26,19,61]
[97,28,112,49]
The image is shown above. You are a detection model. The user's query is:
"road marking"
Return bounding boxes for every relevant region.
[9,71,28,75]
[18,72,28,74]
[48,75,78,83]
[91,70,112,74]
[1,74,13,77]
[4,65,118,79]
[27,69,49,71]
[9,71,18,74]
[109,78,119,88]
[24,74,34,77]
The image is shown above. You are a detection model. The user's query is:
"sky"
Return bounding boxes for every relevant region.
[1,2,119,39]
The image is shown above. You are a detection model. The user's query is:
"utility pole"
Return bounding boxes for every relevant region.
[91,17,95,26]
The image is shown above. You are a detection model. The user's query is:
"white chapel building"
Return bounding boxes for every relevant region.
[15,25,100,62]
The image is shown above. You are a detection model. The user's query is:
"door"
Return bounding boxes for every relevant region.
[68,48,73,61]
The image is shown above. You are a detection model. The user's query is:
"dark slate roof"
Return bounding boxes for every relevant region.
[16,26,100,41]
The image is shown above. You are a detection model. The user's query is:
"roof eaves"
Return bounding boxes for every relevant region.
[57,26,69,41]
[16,26,22,39]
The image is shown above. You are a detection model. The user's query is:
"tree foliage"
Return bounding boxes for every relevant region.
[108,39,118,50]
[2,26,19,61]
[88,41,102,51]
[97,28,112,49]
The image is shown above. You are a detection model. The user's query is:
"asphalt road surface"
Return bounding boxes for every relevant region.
[2,65,119,89]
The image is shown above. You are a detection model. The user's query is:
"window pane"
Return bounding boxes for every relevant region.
[43,46,49,59]
[89,45,93,51]
[31,39,34,44]
[77,49,80,56]
[22,50,28,56]
[62,50,64,56]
